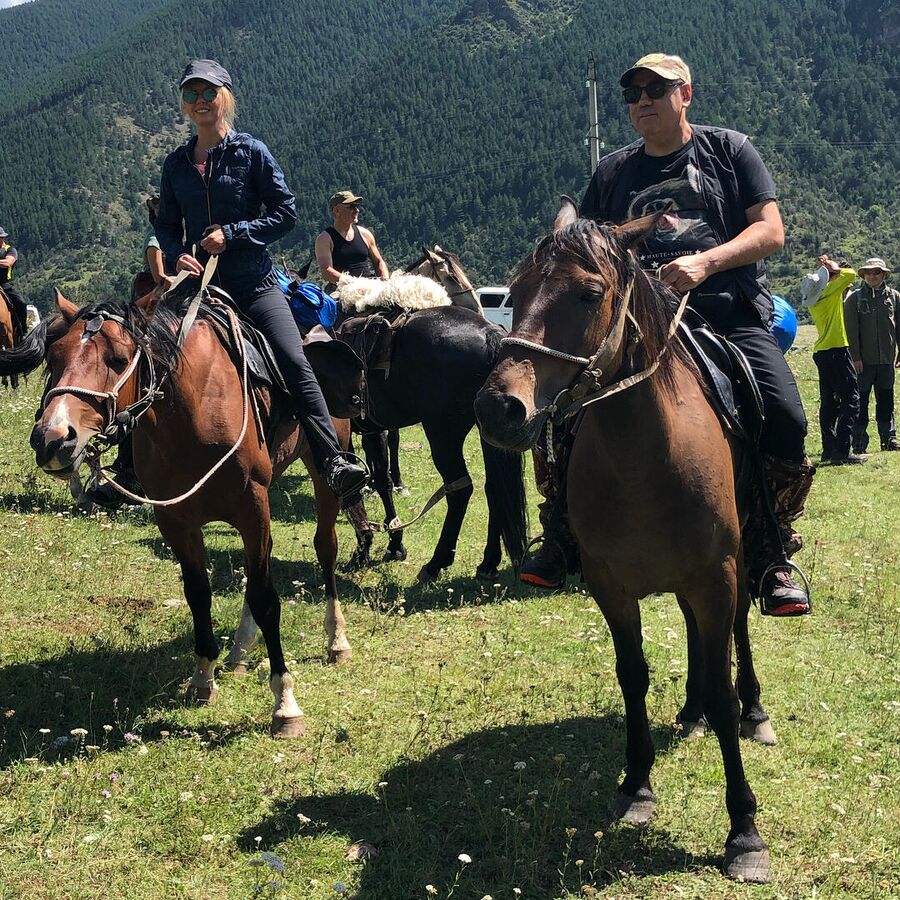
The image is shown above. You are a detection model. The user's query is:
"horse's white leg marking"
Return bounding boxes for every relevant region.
[325,596,352,661]
[186,655,218,704]
[224,600,258,672]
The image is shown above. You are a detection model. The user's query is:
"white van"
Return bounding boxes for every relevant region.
[476,286,512,331]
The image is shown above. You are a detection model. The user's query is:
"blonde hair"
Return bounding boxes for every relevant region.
[181,85,236,128]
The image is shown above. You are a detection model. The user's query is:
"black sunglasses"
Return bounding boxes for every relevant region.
[622,79,683,105]
[182,86,219,104]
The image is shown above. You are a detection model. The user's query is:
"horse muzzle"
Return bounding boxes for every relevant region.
[474,386,543,451]
[30,420,88,476]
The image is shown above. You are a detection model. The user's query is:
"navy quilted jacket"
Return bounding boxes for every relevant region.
[156,129,297,298]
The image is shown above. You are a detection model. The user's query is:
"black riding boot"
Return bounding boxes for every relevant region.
[520,442,580,590]
[85,434,142,510]
[758,455,815,617]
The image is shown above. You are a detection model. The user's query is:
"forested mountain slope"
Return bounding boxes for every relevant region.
[0,0,896,306]
[0,0,172,89]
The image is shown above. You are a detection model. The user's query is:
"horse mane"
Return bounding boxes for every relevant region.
[510,218,694,395]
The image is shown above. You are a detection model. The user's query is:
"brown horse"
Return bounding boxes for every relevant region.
[0,286,19,389]
[474,200,774,883]
[0,284,354,738]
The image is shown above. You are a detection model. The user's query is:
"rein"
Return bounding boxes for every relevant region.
[44,258,252,507]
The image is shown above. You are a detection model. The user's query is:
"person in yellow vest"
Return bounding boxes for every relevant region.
[801,254,864,464]
[0,227,28,339]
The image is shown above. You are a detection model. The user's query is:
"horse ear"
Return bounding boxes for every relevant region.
[423,246,441,264]
[553,195,579,232]
[54,289,79,324]
[612,206,671,251]
[434,244,443,253]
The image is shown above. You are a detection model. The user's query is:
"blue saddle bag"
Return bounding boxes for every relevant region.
[275,268,338,331]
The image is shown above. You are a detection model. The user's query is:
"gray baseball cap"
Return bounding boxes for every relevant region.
[858,257,892,274]
[0,227,7,239]
[180,59,232,89]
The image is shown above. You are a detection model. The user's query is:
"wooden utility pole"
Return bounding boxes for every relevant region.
[586,54,603,172]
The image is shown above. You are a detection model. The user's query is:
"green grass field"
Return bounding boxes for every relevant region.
[0,325,898,899]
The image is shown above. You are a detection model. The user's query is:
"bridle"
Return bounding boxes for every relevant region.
[40,311,162,449]
[406,251,476,302]
[38,258,252,507]
[499,269,691,431]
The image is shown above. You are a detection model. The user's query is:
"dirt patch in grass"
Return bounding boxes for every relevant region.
[87,595,155,612]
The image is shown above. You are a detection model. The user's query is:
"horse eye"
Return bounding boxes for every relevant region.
[580,288,603,303]
[106,354,130,370]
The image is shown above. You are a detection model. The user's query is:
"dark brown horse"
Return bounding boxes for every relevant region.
[0,287,20,389]
[475,200,774,883]
[0,285,355,738]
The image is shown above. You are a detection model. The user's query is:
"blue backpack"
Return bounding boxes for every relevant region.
[275,267,338,331]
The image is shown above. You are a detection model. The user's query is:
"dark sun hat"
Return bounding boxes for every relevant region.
[180,59,232,89]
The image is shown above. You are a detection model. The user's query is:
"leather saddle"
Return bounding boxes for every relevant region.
[334,307,410,379]
[200,286,365,420]
[678,308,764,446]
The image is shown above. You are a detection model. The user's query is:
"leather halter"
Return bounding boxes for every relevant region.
[499,274,690,424]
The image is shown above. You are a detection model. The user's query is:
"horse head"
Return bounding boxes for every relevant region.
[407,245,482,314]
[29,289,162,477]
[475,197,664,451]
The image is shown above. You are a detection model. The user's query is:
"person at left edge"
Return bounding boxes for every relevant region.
[155,58,367,503]
[0,226,29,340]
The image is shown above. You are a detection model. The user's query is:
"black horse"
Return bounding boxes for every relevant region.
[343,302,527,583]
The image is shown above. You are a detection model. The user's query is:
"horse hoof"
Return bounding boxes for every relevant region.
[185,684,218,705]
[475,567,499,582]
[614,790,657,827]
[723,846,771,883]
[741,718,778,745]
[328,647,353,665]
[271,714,306,740]
[417,565,438,584]
[383,548,407,562]
[677,718,707,739]
[229,661,250,677]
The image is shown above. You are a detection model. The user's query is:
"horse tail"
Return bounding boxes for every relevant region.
[481,436,528,568]
[0,313,54,376]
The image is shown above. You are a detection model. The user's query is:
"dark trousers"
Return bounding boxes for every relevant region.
[853,363,896,451]
[239,272,340,470]
[813,347,860,459]
[726,324,808,462]
[2,282,27,337]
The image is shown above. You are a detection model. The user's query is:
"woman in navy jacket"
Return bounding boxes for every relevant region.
[156,59,367,502]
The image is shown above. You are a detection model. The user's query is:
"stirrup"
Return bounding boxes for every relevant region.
[758,559,812,615]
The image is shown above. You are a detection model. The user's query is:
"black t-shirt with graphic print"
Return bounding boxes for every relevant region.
[582,129,777,329]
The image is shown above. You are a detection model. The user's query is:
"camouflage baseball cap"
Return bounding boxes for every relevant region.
[329,189,364,209]
[620,53,692,87]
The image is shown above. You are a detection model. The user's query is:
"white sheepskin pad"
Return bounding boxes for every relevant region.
[335,271,451,313]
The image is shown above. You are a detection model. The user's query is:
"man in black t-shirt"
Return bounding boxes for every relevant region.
[522,53,814,617]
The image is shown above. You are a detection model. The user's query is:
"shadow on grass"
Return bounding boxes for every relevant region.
[238,717,719,896]
[0,632,271,769]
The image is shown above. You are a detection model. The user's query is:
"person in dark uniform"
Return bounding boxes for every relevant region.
[0,227,29,340]
[521,52,814,617]
[315,190,389,291]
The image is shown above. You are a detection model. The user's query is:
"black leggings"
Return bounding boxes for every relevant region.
[724,324,808,462]
[238,272,340,470]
